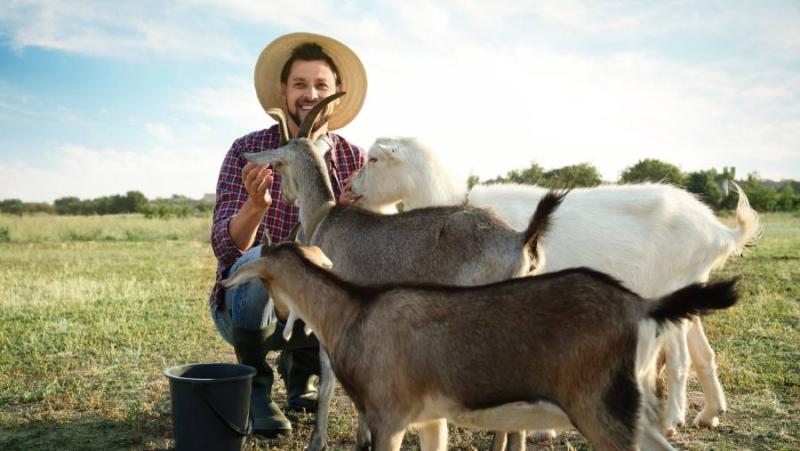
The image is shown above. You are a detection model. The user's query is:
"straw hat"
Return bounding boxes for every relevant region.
[254,32,367,131]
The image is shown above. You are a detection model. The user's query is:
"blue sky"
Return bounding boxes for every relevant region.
[1,0,799,202]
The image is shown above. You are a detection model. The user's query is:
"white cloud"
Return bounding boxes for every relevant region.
[1,0,799,203]
[145,122,176,143]
[0,142,221,202]
[165,1,800,184]
[0,0,250,63]
[175,77,266,131]
[342,37,800,183]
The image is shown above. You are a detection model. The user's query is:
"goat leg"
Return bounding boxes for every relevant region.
[507,431,526,451]
[663,321,691,435]
[355,415,372,451]
[490,431,526,451]
[687,317,726,428]
[490,432,507,451]
[306,348,335,451]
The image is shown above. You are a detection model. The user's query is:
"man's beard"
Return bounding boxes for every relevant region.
[287,101,334,136]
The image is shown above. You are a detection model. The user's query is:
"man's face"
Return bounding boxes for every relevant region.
[281,59,338,127]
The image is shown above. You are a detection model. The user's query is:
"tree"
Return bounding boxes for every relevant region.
[0,199,24,215]
[742,173,779,212]
[620,159,685,186]
[540,163,602,188]
[466,174,480,190]
[125,191,149,213]
[54,197,83,215]
[485,162,544,185]
[23,203,55,214]
[685,170,724,210]
[777,185,796,212]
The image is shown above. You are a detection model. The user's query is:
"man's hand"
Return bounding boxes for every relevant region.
[338,171,360,205]
[242,162,273,210]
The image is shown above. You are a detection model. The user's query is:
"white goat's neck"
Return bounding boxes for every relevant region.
[406,150,467,209]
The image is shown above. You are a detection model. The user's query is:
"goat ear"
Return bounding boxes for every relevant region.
[261,233,273,252]
[243,148,288,167]
[267,108,290,145]
[300,245,334,270]
[375,143,398,161]
[220,259,270,288]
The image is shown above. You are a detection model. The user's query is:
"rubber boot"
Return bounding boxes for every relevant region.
[278,348,320,413]
[232,325,292,437]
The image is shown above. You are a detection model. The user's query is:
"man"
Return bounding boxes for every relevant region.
[208,32,367,437]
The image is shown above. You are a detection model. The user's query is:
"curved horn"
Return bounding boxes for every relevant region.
[296,91,347,139]
[267,108,290,145]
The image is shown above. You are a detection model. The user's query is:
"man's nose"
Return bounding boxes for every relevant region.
[305,86,319,100]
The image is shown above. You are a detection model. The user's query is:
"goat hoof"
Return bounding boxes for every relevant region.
[305,437,327,451]
[529,429,557,442]
[664,417,686,438]
[693,410,720,428]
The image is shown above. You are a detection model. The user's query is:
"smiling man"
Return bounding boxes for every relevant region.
[207,32,367,437]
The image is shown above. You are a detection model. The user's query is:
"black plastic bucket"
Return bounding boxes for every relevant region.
[164,363,256,451]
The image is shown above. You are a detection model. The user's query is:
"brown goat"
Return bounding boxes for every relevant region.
[223,243,738,451]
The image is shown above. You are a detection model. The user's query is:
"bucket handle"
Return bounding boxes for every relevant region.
[192,383,253,436]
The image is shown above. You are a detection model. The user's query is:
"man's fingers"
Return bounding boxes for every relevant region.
[243,164,271,189]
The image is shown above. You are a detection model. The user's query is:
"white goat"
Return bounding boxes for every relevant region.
[347,136,761,435]
[223,242,739,451]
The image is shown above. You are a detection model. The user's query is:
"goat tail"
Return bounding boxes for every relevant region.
[647,278,739,326]
[730,181,763,255]
[522,189,570,255]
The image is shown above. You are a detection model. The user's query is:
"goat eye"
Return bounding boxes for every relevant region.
[368,157,377,163]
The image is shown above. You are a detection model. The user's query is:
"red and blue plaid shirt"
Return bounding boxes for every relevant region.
[209,125,365,310]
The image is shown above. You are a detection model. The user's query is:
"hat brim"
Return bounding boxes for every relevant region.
[254,32,367,131]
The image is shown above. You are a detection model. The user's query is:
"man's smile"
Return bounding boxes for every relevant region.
[298,102,317,113]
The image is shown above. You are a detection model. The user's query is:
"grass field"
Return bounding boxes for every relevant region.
[0,212,797,450]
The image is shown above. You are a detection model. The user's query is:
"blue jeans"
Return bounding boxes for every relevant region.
[211,244,318,350]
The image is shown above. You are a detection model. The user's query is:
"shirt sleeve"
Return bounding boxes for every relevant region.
[211,139,248,269]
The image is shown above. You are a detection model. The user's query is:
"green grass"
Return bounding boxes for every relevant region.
[0,213,211,243]
[0,213,798,450]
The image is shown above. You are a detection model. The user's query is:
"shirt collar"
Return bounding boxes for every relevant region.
[317,133,337,169]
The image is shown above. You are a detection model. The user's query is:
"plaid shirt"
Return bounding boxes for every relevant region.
[209,125,365,310]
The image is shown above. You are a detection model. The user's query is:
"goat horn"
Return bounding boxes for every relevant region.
[296,92,347,139]
[267,108,290,145]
